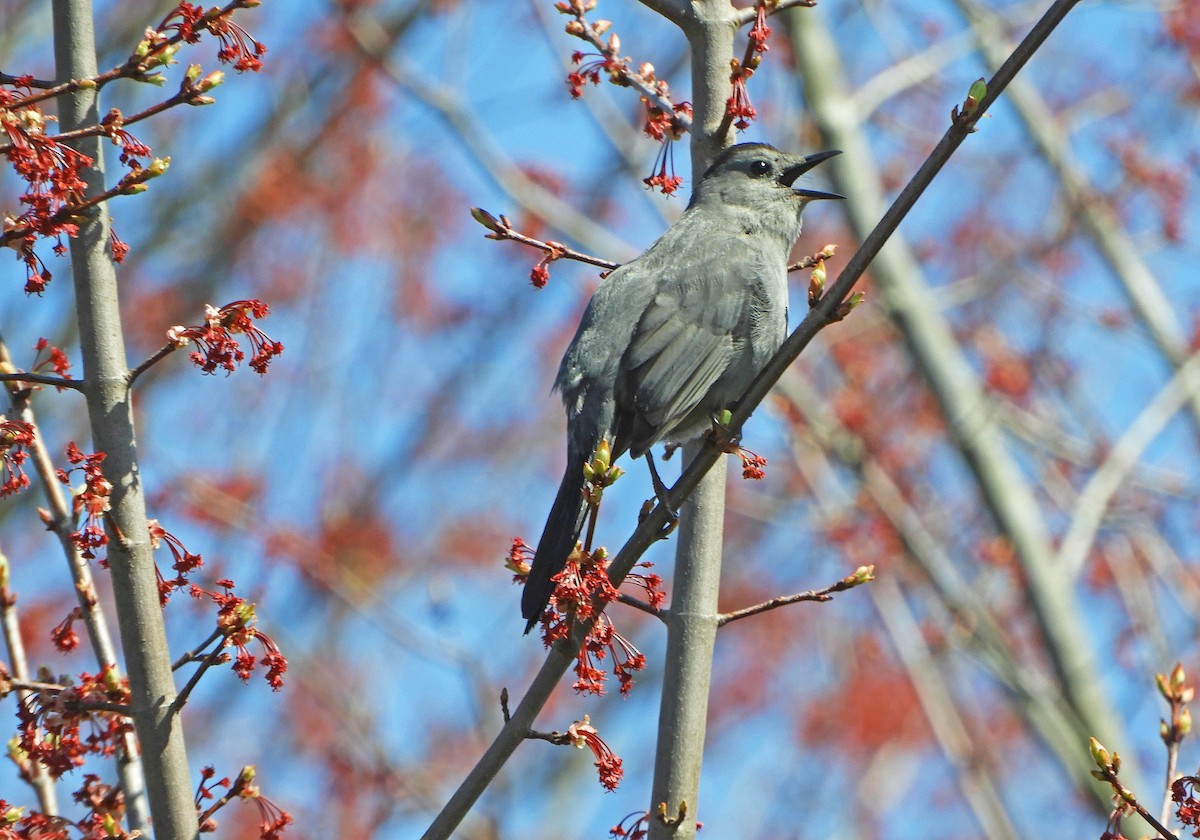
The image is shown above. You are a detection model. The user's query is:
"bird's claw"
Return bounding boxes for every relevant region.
[706,411,741,453]
[645,449,680,522]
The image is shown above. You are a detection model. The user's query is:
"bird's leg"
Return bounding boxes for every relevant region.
[644,449,680,529]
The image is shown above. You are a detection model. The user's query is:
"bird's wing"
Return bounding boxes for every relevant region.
[620,258,753,450]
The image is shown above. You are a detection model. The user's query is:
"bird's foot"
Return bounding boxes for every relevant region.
[706,409,741,453]
[644,449,680,523]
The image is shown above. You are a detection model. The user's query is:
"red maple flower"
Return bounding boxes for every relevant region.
[567,715,624,791]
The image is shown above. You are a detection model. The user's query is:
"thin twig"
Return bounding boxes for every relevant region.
[733,0,817,26]
[171,627,225,671]
[127,343,178,387]
[1095,763,1178,840]
[718,567,871,626]
[1163,741,1180,830]
[614,592,663,620]
[471,209,620,272]
[171,635,230,714]
[0,372,83,391]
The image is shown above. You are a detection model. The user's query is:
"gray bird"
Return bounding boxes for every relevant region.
[522,142,842,633]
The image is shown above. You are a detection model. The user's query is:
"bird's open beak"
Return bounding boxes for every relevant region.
[780,150,844,200]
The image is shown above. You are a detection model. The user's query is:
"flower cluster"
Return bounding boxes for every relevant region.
[1,2,266,293]
[1,82,91,293]
[15,665,133,779]
[0,782,134,840]
[32,336,72,380]
[534,545,650,696]
[167,299,284,375]
[149,519,204,604]
[567,715,623,791]
[555,1,699,196]
[158,2,268,74]
[56,443,111,561]
[51,607,83,652]
[724,0,777,132]
[192,579,287,690]
[726,58,757,131]
[1176,776,1200,835]
[195,765,292,838]
[737,445,768,480]
[0,418,35,497]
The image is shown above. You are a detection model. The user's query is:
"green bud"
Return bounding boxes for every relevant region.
[145,157,171,178]
[197,70,225,93]
[1088,737,1110,767]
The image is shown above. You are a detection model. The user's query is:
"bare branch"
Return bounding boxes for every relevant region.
[1058,351,1200,578]
[718,565,873,626]
[0,372,83,391]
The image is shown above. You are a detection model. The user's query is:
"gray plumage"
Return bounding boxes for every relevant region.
[522,143,841,633]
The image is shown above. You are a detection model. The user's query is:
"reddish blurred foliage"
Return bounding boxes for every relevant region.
[266,505,404,593]
[171,472,263,533]
[799,636,928,753]
[1111,141,1190,242]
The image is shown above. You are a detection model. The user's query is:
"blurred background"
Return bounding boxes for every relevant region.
[2,0,1199,837]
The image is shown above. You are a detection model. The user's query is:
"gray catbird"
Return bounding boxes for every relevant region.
[522,142,842,633]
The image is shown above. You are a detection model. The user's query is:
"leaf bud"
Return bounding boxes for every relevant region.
[1089,737,1110,767]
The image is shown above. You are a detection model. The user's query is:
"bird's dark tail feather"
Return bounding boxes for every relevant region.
[522,461,589,634]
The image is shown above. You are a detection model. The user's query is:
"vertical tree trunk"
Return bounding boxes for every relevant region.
[52,0,198,835]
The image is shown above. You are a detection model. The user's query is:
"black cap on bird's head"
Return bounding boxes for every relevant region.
[700,142,844,201]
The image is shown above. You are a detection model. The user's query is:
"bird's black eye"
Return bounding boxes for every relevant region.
[749,159,771,177]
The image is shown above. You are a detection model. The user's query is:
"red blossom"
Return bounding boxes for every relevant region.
[99,108,153,167]
[748,2,772,53]
[158,2,268,73]
[505,536,534,580]
[567,715,624,791]
[565,49,629,99]
[644,136,684,197]
[533,546,649,695]
[736,445,768,480]
[611,811,649,839]
[148,519,205,605]
[236,767,293,839]
[109,228,130,263]
[33,337,72,379]
[0,88,92,293]
[167,299,284,375]
[726,59,757,131]
[56,442,111,561]
[0,418,35,497]
[51,607,83,652]
[195,579,288,690]
[1175,776,1200,835]
[16,665,133,780]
